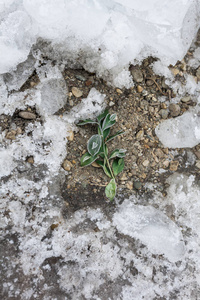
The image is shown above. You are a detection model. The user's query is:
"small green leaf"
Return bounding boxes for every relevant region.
[95,159,104,167]
[97,109,109,123]
[77,119,97,126]
[102,113,116,131]
[103,163,112,178]
[106,130,124,143]
[103,128,110,140]
[104,144,108,156]
[105,179,117,201]
[112,158,125,176]
[87,134,102,156]
[109,149,126,159]
[81,152,98,167]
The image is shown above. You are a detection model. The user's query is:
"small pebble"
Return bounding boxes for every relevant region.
[137,85,143,93]
[116,88,122,94]
[159,109,168,119]
[131,68,143,83]
[136,129,144,140]
[163,160,169,168]
[170,161,179,171]
[133,181,142,190]
[126,181,133,190]
[75,75,86,82]
[27,156,34,164]
[195,160,200,168]
[6,130,16,140]
[196,67,200,81]
[181,96,191,103]
[67,130,74,141]
[63,160,73,171]
[120,173,128,181]
[142,159,149,167]
[72,87,83,98]
[169,104,181,117]
[19,111,36,120]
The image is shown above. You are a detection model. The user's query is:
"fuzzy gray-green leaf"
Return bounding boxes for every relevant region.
[112,158,125,176]
[106,130,124,143]
[77,119,97,126]
[109,149,126,159]
[105,179,116,201]
[80,152,98,167]
[87,134,102,156]
[102,113,116,131]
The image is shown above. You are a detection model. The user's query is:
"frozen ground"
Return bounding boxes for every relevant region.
[1,0,200,299]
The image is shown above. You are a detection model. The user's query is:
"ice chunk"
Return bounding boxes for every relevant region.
[3,54,36,91]
[0,148,15,178]
[64,88,105,123]
[113,200,185,262]
[0,10,35,73]
[35,64,68,116]
[155,109,200,148]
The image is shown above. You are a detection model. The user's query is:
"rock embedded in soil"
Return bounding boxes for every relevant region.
[170,161,179,171]
[133,181,142,190]
[159,109,168,119]
[67,130,74,141]
[196,67,200,81]
[195,160,200,168]
[6,130,16,140]
[63,160,73,171]
[19,111,36,120]
[137,85,143,93]
[181,95,191,103]
[72,87,83,98]
[169,103,181,117]
[131,67,143,83]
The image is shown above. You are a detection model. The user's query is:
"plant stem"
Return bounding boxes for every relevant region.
[103,142,115,179]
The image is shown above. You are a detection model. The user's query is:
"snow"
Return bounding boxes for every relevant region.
[113,200,185,262]
[155,108,200,148]
[0,0,199,86]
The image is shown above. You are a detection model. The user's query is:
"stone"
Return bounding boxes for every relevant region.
[181,96,191,103]
[27,156,34,164]
[155,148,164,158]
[120,173,128,181]
[116,88,122,94]
[85,80,92,86]
[16,127,22,135]
[195,160,200,168]
[142,159,149,167]
[131,68,143,83]
[19,111,36,120]
[67,130,74,141]
[137,85,143,93]
[136,130,144,140]
[196,67,200,81]
[170,161,179,171]
[6,130,16,140]
[72,87,83,98]
[92,162,101,168]
[194,151,200,160]
[109,101,115,107]
[169,104,181,117]
[133,181,142,190]
[163,160,169,168]
[170,67,179,76]
[126,181,133,190]
[63,160,72,171]
[75,75,86,81]
[146,79,154,86]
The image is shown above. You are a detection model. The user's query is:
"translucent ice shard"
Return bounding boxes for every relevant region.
[155,109,200,148]
[113,200,185,262]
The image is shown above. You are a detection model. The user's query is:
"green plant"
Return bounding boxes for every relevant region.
[77,109,126,201]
